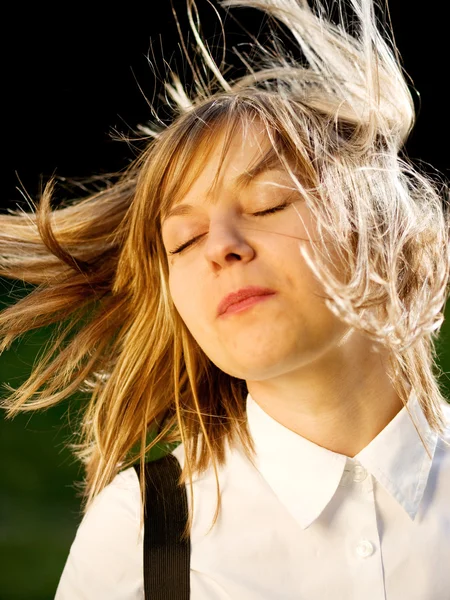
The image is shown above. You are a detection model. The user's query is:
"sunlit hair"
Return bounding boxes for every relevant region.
[1,0,449,541]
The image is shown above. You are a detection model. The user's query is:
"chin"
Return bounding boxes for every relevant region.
[216,358,288,381]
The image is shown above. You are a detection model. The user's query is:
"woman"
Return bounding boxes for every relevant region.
[1,0,449,598]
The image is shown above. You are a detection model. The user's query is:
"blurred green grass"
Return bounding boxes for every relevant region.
[0,320,84,600]
[0,280,449,599]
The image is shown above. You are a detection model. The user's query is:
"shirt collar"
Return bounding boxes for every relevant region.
[245,388,439,530]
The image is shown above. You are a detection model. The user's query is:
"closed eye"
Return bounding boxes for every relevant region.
[252,202,289,217]
[168,202,290,255]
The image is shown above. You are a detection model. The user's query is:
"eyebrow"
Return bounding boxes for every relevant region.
[163,148,286,222]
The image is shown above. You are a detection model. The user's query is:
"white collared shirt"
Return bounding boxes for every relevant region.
[55,389,450,599]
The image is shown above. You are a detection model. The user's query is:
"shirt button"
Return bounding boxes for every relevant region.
[353,465,367,482]
[339,467,353,486]
[356,540,374,558]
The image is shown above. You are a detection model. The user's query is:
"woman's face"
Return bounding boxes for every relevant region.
[161,122,349,380]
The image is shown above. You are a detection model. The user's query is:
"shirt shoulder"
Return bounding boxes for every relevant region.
[54,466,144,600]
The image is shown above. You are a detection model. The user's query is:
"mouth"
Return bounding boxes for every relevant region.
[217,286,276,317]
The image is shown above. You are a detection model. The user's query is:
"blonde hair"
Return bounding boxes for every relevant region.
[1,0,449,542]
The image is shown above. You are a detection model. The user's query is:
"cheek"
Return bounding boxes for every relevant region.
[168,267,206,335]
[287,203,350,287]
[168,269,188,318]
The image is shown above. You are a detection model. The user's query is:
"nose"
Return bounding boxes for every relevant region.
[204,218,255,270]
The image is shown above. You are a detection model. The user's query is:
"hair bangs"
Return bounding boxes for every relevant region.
[155,95,319,231]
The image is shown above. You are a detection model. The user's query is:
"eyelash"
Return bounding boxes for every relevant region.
[168,202,290,256]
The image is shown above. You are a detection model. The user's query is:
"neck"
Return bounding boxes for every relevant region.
[246,331,406,458]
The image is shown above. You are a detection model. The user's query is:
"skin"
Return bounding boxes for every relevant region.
[161,121,405,458]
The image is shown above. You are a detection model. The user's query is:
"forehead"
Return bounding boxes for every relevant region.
[159,117,292,221]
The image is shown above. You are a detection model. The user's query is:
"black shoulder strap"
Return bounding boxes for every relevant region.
[134,453,191,599]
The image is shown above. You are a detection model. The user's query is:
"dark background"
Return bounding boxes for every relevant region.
[1,2,449,598]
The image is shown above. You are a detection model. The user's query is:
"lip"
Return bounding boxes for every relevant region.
[217,286,276,317]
